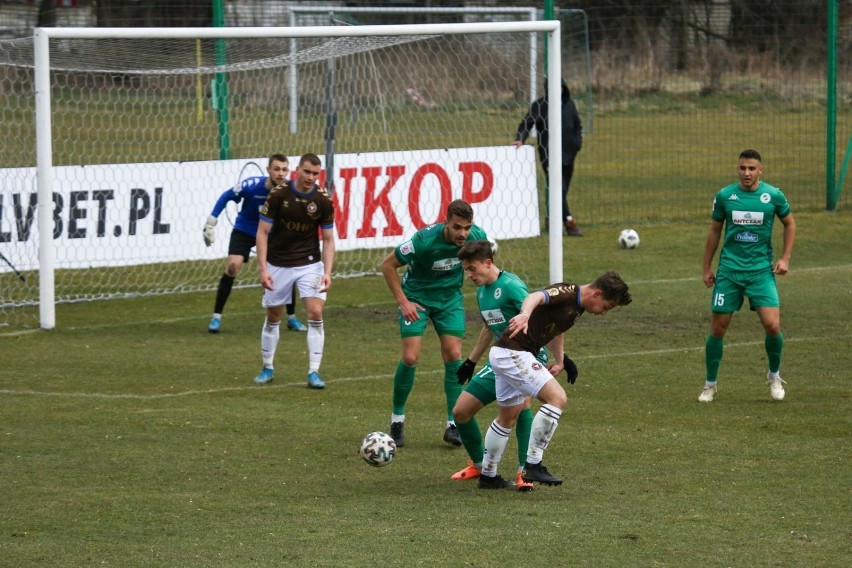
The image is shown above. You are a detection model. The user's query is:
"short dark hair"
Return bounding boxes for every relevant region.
[591,270,632,306]
[457,239,493,262]
[739,149,762,162]
[446,199,473,222]
[268,153,288,165]
[299,153,322,167]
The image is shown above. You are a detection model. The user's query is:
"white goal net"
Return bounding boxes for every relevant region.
[0,20,566,329]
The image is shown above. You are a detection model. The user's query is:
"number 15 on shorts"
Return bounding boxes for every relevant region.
[714,293,725,307]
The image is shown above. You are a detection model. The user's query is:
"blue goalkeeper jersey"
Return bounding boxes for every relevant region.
[209,176,274,238]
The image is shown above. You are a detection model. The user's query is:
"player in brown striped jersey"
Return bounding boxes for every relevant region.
[479,271,632,489]
[254,153,335,389]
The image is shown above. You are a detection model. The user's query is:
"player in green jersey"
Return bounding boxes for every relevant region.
[380,200,488,448]
[700,149,797,403]
[451,240,574,491]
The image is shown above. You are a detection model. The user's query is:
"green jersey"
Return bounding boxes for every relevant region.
[711,180,791,272]
[476,270,530,339]
[395,222,488,307]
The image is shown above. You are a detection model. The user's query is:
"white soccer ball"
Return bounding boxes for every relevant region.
[487,236,499,255]
[359,431,396,467]
[618,229,640,249]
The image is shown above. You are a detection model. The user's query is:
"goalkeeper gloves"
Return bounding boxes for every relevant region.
[456,359,476,385]
[563,354,579,385]
[203,215,217,246]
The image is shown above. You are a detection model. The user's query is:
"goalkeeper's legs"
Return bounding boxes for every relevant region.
[210,253,246,333]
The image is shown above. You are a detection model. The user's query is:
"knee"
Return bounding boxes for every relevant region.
[764,322,782,336]
[225,263,241,278]
[452,405,472,424]
[400,353,419,367]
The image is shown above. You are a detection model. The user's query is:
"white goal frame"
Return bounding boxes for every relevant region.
[33,21,564,330]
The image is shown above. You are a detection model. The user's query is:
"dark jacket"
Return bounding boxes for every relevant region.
[515,81,583,168]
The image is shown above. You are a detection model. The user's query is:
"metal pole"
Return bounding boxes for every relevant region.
[34,28,56,329]
[213,0,230,159]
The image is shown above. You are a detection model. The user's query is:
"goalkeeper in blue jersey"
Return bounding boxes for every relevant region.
[203,154,305,334]
[699,149,797,403]
[380,199,488,448]
[450,239,568,491]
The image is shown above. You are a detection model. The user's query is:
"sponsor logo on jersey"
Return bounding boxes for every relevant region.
[735,231,759,243]
[760,192,771,203]
[728,194,739,200]
[399,240,414,256]
[433,258,460,272]
[481,308,506,326]
[732,210,764,225]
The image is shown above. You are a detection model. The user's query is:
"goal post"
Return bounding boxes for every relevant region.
[23,21,563,330]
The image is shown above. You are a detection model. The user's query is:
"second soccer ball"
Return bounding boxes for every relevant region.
[618,229,640,249]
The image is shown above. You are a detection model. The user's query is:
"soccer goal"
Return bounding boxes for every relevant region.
[1,20,566,329]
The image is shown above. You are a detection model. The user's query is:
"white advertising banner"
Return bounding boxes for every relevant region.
[0,146,539,271]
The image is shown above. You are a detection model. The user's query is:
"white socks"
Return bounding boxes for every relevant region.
[482,420,511,477]
[526,404,562,465]
[260,319,280,367]
[307,320,324,373]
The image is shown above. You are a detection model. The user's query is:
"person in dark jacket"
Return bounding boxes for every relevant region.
[513,78,584,236]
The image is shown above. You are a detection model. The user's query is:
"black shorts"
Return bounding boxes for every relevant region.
[228,229,256,261]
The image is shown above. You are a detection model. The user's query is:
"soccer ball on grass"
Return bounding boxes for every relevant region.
[359,431,396,467]
[618,229,640,249]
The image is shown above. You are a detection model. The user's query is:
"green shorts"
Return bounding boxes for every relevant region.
[464,348,549,405]
[711,267,780,313]
[398,301,465,338]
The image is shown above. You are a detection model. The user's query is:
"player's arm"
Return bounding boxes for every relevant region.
[380,251,421,323]
[457,324,493,384]
[702,219,724,288]
[203,190,235,246]
[546,333,565,377]
[774,212,796,275]
[320,226,335,291]
[508,290,546,338]
[256,218,273,291]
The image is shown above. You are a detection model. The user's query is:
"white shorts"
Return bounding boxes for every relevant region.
[489,345,554,407]
[262,262,327,308]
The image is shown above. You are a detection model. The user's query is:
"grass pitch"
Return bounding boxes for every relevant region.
[1,211,850,567]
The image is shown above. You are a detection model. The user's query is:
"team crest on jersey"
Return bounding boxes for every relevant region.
[531,362,543,371]
[494,287,502,300]
[307,202,318,215]
[760,192,771,203]
[732,211,764,225]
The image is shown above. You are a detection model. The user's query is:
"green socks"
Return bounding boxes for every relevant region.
[392,361,416,415]
[444,360,462,422]
[705,334,724,383]
[765,332,784,374]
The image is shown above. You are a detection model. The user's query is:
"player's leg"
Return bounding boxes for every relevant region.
[390,333,424,447]
[209,231,251,333]
[255,305,283,385]
[562,163,582,236]
[450,382,488,479]
[255,264,295,385]
[297,263,329,389]
[286,283,306,331]
[434,304,466,447]
[438,333,464,446]
[752,272,785,400]
[523,379,567,486]
[479,402,524,490]
[700,271,742,402]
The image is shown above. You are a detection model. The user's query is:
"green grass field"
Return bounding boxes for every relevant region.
[1,211,850,567]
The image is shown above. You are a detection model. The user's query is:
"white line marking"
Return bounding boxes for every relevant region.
[1,334,846,401]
